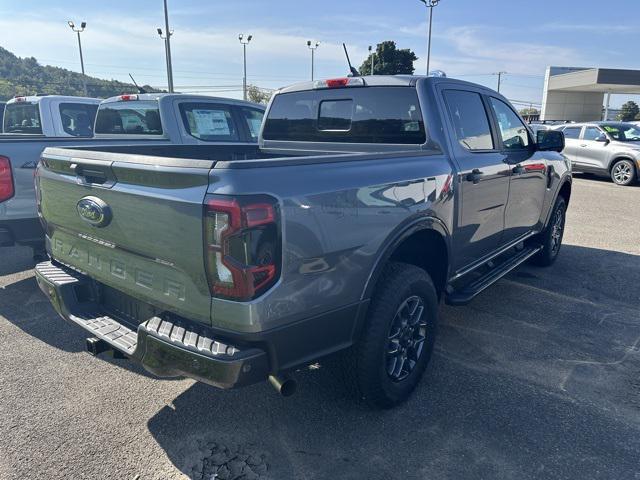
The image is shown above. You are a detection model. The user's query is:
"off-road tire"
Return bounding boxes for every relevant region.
[345,262,438,409]
[530,196,566,267]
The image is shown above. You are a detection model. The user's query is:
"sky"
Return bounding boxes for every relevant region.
[0,0,639,108]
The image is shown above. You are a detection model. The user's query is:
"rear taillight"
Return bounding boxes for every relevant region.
[0,156,14,203]
[204,195,281,301]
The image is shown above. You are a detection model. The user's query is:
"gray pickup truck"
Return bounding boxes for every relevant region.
[0,93,264,254]
[35,76,570,408]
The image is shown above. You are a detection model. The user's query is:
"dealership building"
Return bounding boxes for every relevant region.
[540,67,640,122]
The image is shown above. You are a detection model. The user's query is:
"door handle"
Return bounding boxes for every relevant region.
[580,144,588,147]
[466,169,483,184]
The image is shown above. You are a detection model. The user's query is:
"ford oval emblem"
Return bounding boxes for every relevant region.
[76,196,112,228]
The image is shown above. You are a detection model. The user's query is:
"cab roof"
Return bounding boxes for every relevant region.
[99,93,265,109]
[6,95,101,105]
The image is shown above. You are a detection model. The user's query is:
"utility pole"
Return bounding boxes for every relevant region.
[157,27,174,92]
[67,21,87,96]
[604,91,611,121]
[368,45,375,75]
[239,34,253,101]
[307,41,320,81]
[162,0,175,92]
[418,0,440,76]
[495,71,507,93]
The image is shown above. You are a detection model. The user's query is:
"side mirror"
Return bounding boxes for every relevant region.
[595,135,609,144]
[536,129,565,152]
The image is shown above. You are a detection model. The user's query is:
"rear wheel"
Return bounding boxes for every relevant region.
[347,262,438,409]
[610,159,636,186]
[530,196,566,267]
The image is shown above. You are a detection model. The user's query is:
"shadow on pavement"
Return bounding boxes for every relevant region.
[147,244,640,480]
[0,246,35,276]
[0,276,177,380]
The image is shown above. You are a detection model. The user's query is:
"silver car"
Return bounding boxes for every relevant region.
[555,122,640,186]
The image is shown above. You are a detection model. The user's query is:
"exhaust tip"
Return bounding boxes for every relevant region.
[268,375,297,397]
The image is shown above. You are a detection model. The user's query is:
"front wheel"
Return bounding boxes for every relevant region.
[349,262,438,409]
[610,159,637,186]
[530,196,566,267]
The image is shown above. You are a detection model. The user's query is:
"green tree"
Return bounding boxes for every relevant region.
[0,46,160,100]
[617,101,640,122]
[358,41,418,76]
[519,108,540,116]
[246,85,273,105]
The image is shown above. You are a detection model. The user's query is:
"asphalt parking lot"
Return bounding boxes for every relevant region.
[0,175,639,480]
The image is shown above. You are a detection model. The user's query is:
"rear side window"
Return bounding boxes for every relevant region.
[488,97,530,150]
[59,103,98,137]
[562,127,581,139]
[263,87,425,144]
[3,102,42,134]
[240,108,265,141]
[180,103,239,142]
[95,101,163,135]
[443,90,493,150]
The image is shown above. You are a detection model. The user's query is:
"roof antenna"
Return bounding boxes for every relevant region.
[342,43,360,77]
[128,73,147,94]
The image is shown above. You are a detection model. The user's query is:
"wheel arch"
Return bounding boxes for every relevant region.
[361,217,451,303]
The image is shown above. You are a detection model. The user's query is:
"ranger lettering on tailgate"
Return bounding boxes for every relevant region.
[52,237,186,302]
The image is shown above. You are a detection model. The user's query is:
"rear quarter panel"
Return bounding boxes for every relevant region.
[209,153,455,332]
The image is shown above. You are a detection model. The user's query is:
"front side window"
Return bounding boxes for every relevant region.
[240,108,264,141]
[583,126,603,141]
[59,103,98,137]
[95,101,163,135]
[562,127,581,139]
[489,97,530,150]
[263,87,425,144]
[600,124,640,142]
[3,102,42,134]
[443,90,494,151]
[180,103,238,142]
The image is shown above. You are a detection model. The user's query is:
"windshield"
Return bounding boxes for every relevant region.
[3,102,43,134]
[601,124,640,142]
[94,100,163,135]
[263,87,425,144]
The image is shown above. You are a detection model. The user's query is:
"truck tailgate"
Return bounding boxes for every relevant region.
[38,148,214,324]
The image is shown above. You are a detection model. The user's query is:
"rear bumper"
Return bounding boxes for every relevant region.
[0,216,44,248]
[34,261,269,389]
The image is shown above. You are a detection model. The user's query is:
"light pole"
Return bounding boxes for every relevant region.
[239,34,252,101]
[161,0,175,92]
[67,21,87,96]
[307,41,320,81]
[495,71,507,93]
[418,0,440,76]
[157,27,174,93]
[368,45,375,75]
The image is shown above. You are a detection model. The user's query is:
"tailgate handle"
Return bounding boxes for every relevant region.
[72,163,109,185]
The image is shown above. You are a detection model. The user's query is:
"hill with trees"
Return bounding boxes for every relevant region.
[0,46,160,100]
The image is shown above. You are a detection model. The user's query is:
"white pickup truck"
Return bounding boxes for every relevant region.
[0,93,265,255]
[2,95,101,137]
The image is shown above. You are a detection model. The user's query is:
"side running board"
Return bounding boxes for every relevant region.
[445,245,542,306]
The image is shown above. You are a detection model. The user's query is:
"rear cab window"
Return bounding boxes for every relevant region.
[95,100,163,135]
[59,103,98,137]
[179,103,239,142]
[3,101,42,134]
[262,87,425,144]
